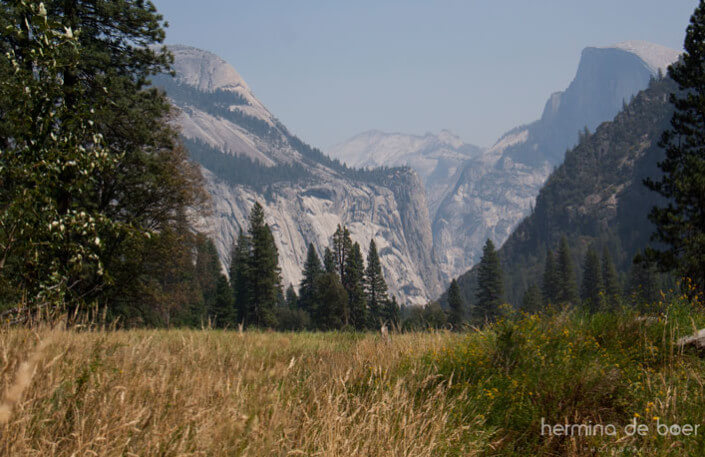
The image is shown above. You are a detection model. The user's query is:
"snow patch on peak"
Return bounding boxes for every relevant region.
[606,41,681,74]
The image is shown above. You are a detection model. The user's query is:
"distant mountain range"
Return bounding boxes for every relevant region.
[328,41,680,286]
[156,45,443,305]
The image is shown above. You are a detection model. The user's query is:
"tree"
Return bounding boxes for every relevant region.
[602,247,621,307]
[0,1,206,315]
[522,283,543,313]
[556,237,579,304]
[298,243,322,314]
[313,272,348,330]
[382,296,400,329]
[229,229,251,324]
[447,279,465,330]
[344,242,367,329]
[285,285,298,309]
[323,247,336,275]
[212,275,234,328]
[245,202,280,328]
[475,239,503,322]
[195,235,221,322]
[627,259,660,307]
[644,0,705,296]
[542,249,560,305]
[580,245,604,312]
[332,224,352,281]
[365,239,388,327]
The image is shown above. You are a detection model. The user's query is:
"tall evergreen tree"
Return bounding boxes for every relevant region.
[475,239,503,322]
[229,229,251,323]
[246,202,280,328]
[522,283,543,313]
[344,242,367,329]
[644,0,705,295]
[542,249,560,305]
[365,239,388,327]
[332,224,353,281]
[313,272,348,330]
[382,296,401,329]
[299,243,322,314]
[447,279,465,330]
[557,237,579,304]
[580,245,604,312]
[323,247,336,275]
[602,247,621,307]
[212,275,235,327]
[285,284,298,309]
[194,236,221,324]
[627,259,660,307]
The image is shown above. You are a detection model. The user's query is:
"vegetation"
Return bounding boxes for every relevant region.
[644,0,705,296]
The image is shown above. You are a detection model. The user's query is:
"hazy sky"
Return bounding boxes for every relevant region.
[152,1,696,149]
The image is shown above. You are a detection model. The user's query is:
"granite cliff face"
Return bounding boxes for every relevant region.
[159,45,442,304]
[331,41,680,285]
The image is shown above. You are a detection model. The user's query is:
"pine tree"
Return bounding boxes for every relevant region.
[344,242,367,329]
[557,237,579,304]
[643,1,705,295]
[580,245,604,312]
[194,236,221,324]
[299,243,322,314]
[628,260,660,307]
[602,247,621,307]
[332,224,353,281]
[246,202,280,328]
[365,239,388,328]
[542,249,560,305]
[323,247,336,275]
[229,229,251,323]
[212,275,235,328]
[447,279,465,330]
[382,296,401,329]
[313,272,348,330]
[522,283,543,313]
[475,239,503,322]
[285,285,298,309]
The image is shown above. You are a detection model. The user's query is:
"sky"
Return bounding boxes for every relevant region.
[152,0,697,149]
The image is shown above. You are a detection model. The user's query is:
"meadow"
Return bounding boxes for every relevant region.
[2,296,705,456]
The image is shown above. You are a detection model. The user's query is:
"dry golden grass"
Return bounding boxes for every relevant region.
[0,327,485,456]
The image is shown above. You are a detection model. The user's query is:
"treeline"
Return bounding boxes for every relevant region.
[194,203,400,331]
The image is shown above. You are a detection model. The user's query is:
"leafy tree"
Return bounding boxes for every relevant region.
[556,237,579,304]
[245,202,280,328]
[542,249,560,305]
[475,239,503,322]
[344,242,367,329]
[365,239,388,327]
[602,247,621,307]
[229,229,251,324]
[298,243,322,315]
[522,283,543,313]
[313,272,348,330]
[447,279,465,330]
[644,0,705,295]
[580,245,604,312]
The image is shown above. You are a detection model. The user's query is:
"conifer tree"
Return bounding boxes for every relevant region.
[229,229,251,323]
[344,242,367,329]
[194,236,221,323]
[382,296,401,329]
[299,243,323,315]
[627,260,660,307]
[212,275,235,327]
[475,239,503,321]
[332,224,353,281]
[542,249,560,305]
[522,283,543,313]
[580,245,604,312]
[602,247,621,307]
[285,285,298,309]
[313,272,348,330]
[365,239,388,327]
[246,202,280,328]
[557,237,579,304]
[644,0,705,295]
[323,247,336,275]
[447,279,465,330]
